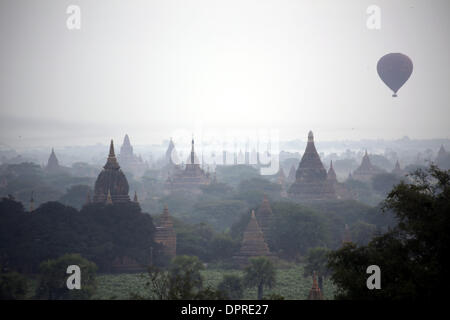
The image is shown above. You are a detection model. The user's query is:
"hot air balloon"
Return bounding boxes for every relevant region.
[377,53,413,97]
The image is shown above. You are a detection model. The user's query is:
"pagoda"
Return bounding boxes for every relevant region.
[307,272,324,300]
[166,137,210,192]
[233,210,273,268]
[118,134,148,177]
[154,205,177,259]
[93,140,131,204]
[45,148,63,173]
[352,150,384,182]
[288,131,336,201]
[255,196,273,247]
[436,145,449,168]
[391,160,405,177]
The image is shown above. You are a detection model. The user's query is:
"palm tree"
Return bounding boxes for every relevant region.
[243,257,276,300]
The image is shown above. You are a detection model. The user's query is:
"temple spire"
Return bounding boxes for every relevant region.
[104,140,120,169]
[307,271,324,300]
[133,191,138,203]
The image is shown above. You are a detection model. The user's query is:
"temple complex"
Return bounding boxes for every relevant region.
[307,272,324,300]
[166,138,210,192]
[255,196,273,248]
[233,210,273,268]
[118,134,148,177]
[93,140,131,204]
[392,160,405,177]
[154,205,177,259]
[352,151,384,182]
[288,131,337,201]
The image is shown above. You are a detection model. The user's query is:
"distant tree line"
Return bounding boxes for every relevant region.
[0,199,161,273]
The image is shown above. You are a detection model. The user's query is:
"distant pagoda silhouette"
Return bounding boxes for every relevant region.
[118,134,148,177]
[93,140,131,204]
[288,131,336,201]
[352,150,384,182]
[154,205,177,259]
[166,137,210,192]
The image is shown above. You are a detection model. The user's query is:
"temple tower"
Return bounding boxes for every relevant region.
[352,150,384,182]
[327,160,337,184]
[307,271,324,300]
[154,205,177,259]
[93,140,131,204]
[46,148,61,173]
[233,210,273,268]
[288,131,336,201]
[255,195,273,247]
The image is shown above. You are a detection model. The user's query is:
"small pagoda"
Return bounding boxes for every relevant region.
[352,150,384,182]
[154,205,177,259]
[233,210,273,268]
[288,131,336,201]
[255,195,273,248]
[307,271,324,300]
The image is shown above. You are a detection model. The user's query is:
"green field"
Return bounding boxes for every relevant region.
[91,263,336,300]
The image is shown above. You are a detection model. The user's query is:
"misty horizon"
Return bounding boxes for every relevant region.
[1,0,450,149]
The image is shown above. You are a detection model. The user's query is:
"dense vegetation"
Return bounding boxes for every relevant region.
[328,165,450,300]
[0,199,160,273]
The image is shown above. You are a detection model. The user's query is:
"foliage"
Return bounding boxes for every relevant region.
[328,165,450,300]
[243,257,276,300]
[0,267,28,300]
[371,173,402,196]
[269,202,327,258]
[58,184,93,210]
[143,255,224,300]
[0,199,159,273]
[215,165,260,188]
[35,253,97,300]
[217,274,244,300]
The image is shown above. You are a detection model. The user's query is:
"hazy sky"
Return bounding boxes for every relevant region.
[1,0,449,148]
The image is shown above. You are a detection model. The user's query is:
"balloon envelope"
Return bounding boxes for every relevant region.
[377,53,413,97]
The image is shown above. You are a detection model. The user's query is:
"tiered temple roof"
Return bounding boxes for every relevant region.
[233,210,273,268]
[45,148,64,173]
[352,150,384,182]
[154,205,177,259]
[326,160,337,184]
[93,140,131,204]
[255,195,273,247]
[307,272,324,300]
[166,138,210,191]
[391,160,405,176]
[436,145,448,168]
[118,134,148,177]
[288,131,336,201]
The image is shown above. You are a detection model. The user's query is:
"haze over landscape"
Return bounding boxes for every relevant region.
[0,0,449,304]
[1,0,449,149]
